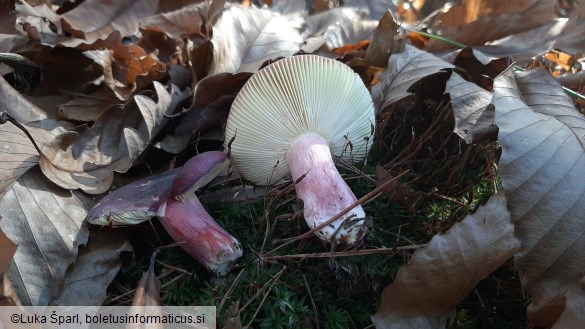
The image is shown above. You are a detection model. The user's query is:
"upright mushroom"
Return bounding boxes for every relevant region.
[225,55,375,245]
[87,151,243,276]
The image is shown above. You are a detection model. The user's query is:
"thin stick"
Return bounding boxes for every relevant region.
[266,170,409,255]
[303,275,320,329]
[218,268,246,314]
[263,246,422,260]
[239,266,286,313]
[241,267,286,329]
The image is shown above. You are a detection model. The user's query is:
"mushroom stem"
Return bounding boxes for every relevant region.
[158,196,243,276]
[286,132,367,245]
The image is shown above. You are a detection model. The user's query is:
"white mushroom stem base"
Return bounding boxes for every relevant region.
[287,132,367,245]
[158,197,243,276]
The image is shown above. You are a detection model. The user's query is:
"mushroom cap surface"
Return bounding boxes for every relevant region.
[86,169,177,225]
[225,55,375,185]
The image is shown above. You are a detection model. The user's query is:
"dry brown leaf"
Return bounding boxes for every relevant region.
[83,31,167,100]
[344,0,397,20]
[0,0,17,34]
[15,1,63,45]
[363,11,404,68]
[132,251,161,307]
[60,0,158,45]
[302,7,376,52]
[37,83,187,194]
[481,1,585,65]
[493,67,585,326]
[0,121,39,199]
[141,3,206,38]
[445,72,496,144]
[0,168,91,305]
[371,192,520,328]
[0,221,17,276]
[51,229,133,306]
[371,44,454,111]
[425,0,557,51]
[551,277,585,329]
[56,89,118,122]
[156,72,252,154]
[442,47,511,89]
[210,5,304,73]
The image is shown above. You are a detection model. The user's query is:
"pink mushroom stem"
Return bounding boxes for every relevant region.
[287,132,366,245]
[158,196,242,276]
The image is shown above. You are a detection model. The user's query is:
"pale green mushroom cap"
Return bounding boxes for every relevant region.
[225,55,375,185]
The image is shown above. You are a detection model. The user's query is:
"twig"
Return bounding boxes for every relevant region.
[262,246,422,260]
[241,267,286,329]
[218,268,246,314]
[303,275,320,329]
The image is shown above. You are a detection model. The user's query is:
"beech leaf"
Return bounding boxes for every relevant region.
[425,0,557,51]
[372,192,520,329]
[493,67,585,326]
[372,45,454,111]
[37,83,187,194]
[0,121,39,199]
[210,5,304,74]
[0,168,91,305]
[60,0,158,44]
[445,72,496,144]
[51,229,132,306]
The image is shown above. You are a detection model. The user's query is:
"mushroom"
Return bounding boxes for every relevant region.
[86,151,243,276]
[225,55,375,245]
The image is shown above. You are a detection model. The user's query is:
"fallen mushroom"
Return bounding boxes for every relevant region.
[225,55,375,245]
[86,151,243,276]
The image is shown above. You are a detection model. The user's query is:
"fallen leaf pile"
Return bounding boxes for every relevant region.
[0,0,584,328]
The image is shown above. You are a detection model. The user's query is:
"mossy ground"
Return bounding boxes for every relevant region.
[106,154,526,329]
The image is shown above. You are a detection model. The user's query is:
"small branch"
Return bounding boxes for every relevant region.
[262,246,423,261]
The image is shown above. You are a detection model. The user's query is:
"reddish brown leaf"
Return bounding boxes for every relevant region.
[82,31,166,100]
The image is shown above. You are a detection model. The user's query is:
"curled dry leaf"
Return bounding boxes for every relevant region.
[210,5,304,74]
[493,67,585,326]
[132,251,161,307]
[442,47,511,88]
[302,7,376,51]
[371,44,454,112]
[425,0,557,51]
[0,168,91,305]
[38,82,187,194]
[363,11,404,68]
[372,192,520,329]
[51,229,133,306]
[83,31,167,100]
[156,72,252,154]
[445,72,496,144]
